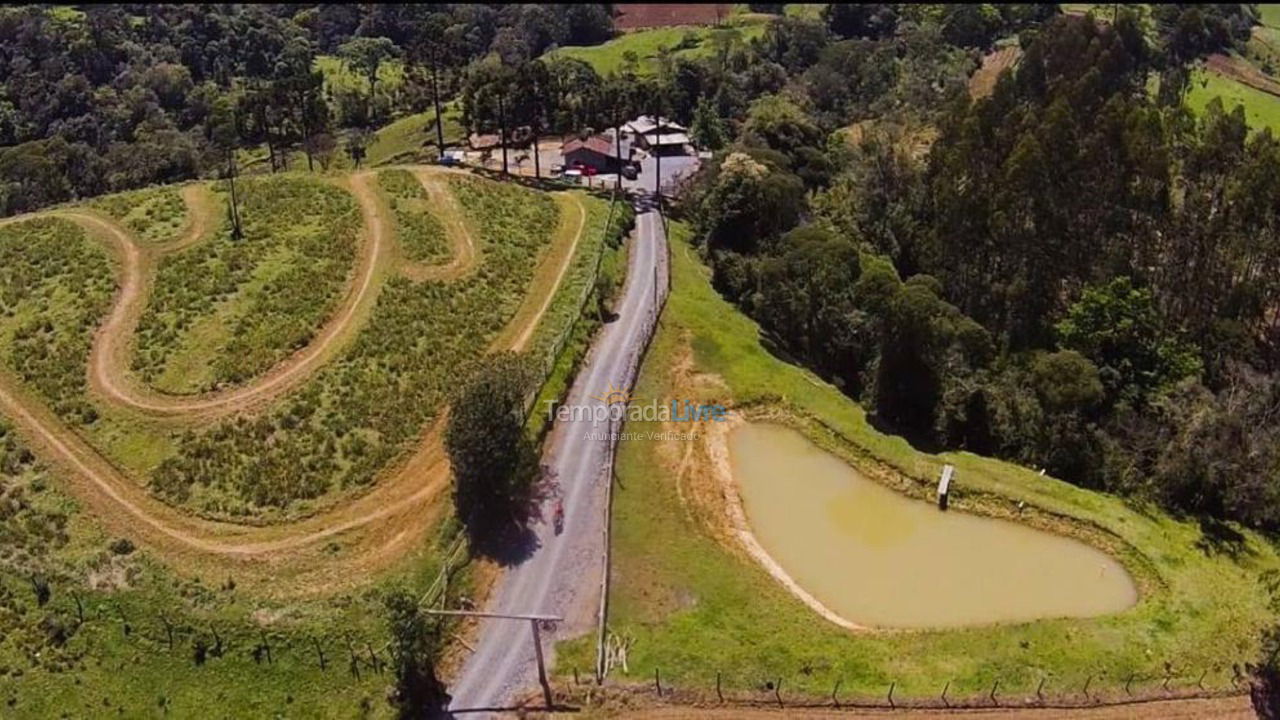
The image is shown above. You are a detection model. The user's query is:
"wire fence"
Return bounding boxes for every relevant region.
[569,658,1256,713]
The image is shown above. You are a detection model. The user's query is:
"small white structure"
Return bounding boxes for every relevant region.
[625,115,690,155]
[937,464,955,510]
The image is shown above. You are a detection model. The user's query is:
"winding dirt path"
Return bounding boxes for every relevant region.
[399,168,480,282]
[86,172,391,421]
[0,172,592,594]
[510,193,588,353]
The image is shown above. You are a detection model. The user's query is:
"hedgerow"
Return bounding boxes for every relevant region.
[0,218,115,425]
[131,175,359,393]
[376,169,450,265]
[151,176,558,517]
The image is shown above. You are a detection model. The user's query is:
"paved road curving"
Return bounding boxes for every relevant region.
[447,200,669,714]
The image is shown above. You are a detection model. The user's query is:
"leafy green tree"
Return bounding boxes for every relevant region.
[689,94,728,151]
[1031,350,1103,414]
[445,353,539,542]
[823,3,898,40]
[338,36,400,124]
[384,588,446,718]
[695,151,805,255]
[1057,277,1201,407]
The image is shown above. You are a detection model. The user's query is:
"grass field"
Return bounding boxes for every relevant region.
[556,222,1280,703]
[366,107,465,167]
[545,20,767,76]
[1260,4,1280,29]
[89,187,189,246]
[377,169,452,266]
[0,416,468,719]
[1186,66,1280,135]
[145,175,559,517]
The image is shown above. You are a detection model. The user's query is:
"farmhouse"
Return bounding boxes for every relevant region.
[626,115,691,155]
[561,133,627,172]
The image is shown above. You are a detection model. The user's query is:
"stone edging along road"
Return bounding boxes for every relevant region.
[0,168,588,594]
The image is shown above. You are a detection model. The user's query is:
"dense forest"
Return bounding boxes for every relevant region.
[3,3,1276,530]
[683,5,1280,531]
[0,3,614,214]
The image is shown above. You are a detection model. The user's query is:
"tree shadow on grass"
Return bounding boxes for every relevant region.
[1196,515,1254,561]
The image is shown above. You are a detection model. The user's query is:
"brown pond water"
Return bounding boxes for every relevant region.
[729,423,1138,628]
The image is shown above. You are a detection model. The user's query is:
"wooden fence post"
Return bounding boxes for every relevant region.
[717,671,724,703]
[774,677,782,708]
[990,679,1000,706]
[887,681,896,709]
[941,680,950,708]
[654,667,661,697]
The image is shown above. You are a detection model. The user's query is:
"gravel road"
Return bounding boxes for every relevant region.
[445,199,668,715]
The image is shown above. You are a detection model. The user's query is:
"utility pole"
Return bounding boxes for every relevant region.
[498,91,510,176]
[653,107,662,215]
[226,149,243,241]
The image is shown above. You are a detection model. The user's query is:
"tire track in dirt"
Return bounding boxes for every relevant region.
[500,192,588,353]
[398,167,480,282]
[87,172,390,420]
[0,173,591,594]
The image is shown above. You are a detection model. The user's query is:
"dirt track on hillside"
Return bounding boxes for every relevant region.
[0,170,589,595]
[399,167,480,282]
[85,171,391,420]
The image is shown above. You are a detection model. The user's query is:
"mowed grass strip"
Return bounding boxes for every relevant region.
[556,222,1280,701]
